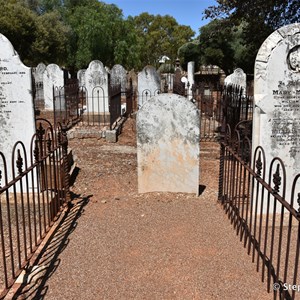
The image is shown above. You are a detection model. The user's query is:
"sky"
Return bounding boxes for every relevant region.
[102,0,217,35]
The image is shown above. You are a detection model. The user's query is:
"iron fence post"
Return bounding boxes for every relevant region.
[218,141,225,202]
[61,122,71,206]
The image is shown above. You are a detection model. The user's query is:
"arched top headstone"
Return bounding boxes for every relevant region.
[137,93,200,195]
[253,23,300,211]
[137,66,161,107]
[110,64,127,90]
[77,69,86,87]
[224,68,246,88]
[33,63,47,82]
[86,60,107,87]
[0,33,35,180]
[0,34,18,58]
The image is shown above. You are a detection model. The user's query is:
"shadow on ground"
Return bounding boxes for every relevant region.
[12,193,92,300]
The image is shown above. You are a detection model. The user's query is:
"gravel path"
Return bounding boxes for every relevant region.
[9,118,273,300]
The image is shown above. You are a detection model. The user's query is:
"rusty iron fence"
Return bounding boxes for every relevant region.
[137,89,161,109]
[192,83,253,142]
[219,119,300,299]
[0,119,70,298]
[34,79,127,131]
[125,79,134,117]
[53,79,81,128]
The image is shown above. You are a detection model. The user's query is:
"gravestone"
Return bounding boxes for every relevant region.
[32,63,47,110]
[84,60,109,123]
[110,64,127,92]
[224,68,246,90]
[0,33,35,180]
[127,69,138,111]
[137,93,200,195]
[77,69,86,88]
[43,63,65,110]
[253,23,300,210]
[137,66,161,108]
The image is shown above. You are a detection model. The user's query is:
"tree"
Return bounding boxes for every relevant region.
[65,1,125,69]
[0,0,38,63]
[32,11,71,65]
[204,0,300,30]
[198,19,235,74]
[177,41,201,70]
[133,13,195,67]
[203,0,300,72]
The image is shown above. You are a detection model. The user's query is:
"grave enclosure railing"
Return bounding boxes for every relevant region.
[218,123,300,298]
[192,83,253,142]
[35,80,127,131]
[0,119,70,298]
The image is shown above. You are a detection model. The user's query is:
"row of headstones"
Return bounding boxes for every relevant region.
[33,60,197,112]
[33,60,127,112]
[2,22,300,206]
[137,23,300,215]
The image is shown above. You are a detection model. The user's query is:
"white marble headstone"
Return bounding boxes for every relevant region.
[224,68,246,90]
[77,69,86,88]
[253,23,300,210]
[137,93,200,195]
[85,60,109,114]
[0,33,35,180]
[43,63,65,110]
[137,66,161,108]
[33,63,46,83]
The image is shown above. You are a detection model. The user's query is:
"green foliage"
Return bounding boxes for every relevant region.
[198,19,235,74]
[203,0,300,74]
[178,41,201,70]
[204,0,300,30]
[0,0,196,72]
[133,13,194,67]
[0,0,37,62]
[32,11,70,65]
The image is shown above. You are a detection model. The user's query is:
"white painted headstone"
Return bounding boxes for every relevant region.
[224,68,246,90]
[43,63,65,110]
[84,60,109,119]
[0,33,35,180]
[33,63,46,83]
[253,23,300,210]
[137,66,161,108]
[137,93,200,195]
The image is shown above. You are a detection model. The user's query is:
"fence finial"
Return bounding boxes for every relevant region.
[273,164,281,193]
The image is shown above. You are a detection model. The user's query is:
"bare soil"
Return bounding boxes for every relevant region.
[10,117,275,300]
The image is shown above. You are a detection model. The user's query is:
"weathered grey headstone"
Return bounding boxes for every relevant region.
[77,69,86,88]
[224,68,246,90]
[137,93,200,195]
[32,63,47,110]
[43,63,65,110]
[0,33,35,180]
[137,66,161,108]
[84,60,109,123]
[253,23,300,210]
[110,64,127,92]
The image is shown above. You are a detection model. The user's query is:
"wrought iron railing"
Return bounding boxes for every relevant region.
[0,119,70,298]
[219,123,300,299]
